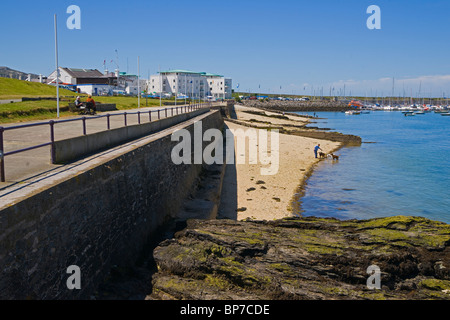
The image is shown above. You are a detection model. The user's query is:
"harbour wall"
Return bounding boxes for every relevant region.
[0,109,224,299]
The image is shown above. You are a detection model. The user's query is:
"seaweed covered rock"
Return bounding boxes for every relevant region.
[148,216,450,300]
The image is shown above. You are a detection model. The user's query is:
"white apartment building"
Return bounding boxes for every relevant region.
[148,70,232,99]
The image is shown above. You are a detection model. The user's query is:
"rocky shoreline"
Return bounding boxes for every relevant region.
[147,104,449,300]
[148,216,450,300]
[225,109,362,146]
[241,100,353,112]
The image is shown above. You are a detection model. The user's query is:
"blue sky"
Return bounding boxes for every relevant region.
[1,0,450,97]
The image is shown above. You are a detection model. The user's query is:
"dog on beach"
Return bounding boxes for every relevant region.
[328,153,339,160]
[319,152,326,159]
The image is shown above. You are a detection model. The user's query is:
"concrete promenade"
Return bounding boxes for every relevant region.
[0,104,209,186]
[0,108,225,299]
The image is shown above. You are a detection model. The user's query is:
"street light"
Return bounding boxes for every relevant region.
[137,56,140,108]
[54,14,60,118]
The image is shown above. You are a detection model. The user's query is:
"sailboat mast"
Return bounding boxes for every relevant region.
[391,77,395,106]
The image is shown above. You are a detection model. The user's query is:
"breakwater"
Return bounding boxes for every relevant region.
[241,100,352,112]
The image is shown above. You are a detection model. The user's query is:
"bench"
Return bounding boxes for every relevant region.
[68,103,117,113]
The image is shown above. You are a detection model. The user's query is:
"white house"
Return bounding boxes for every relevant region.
[119,73,147,95]
[148,70,232,99]
[47,67,147,96]
[76,84,113,96]
[47,67,116,86]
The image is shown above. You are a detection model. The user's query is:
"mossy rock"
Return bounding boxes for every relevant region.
[150,216,450,300]
[420,279,450,291]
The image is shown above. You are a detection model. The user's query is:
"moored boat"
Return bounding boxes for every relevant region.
[348,100,363,109]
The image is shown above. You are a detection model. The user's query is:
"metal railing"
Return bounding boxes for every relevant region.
[0,103,212,182]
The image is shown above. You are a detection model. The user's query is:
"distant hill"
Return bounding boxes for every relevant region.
[0,66,41,81]
[0,77,77,99]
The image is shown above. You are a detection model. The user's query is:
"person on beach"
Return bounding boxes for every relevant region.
[85,95,97,115]
[314,144,322,158]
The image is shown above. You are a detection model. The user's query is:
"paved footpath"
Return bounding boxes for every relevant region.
[0,104,198,186]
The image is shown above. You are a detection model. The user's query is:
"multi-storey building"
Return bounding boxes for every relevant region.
[148,69,232,99]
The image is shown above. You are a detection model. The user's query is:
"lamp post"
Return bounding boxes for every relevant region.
[137,56,140,108]
[159,66,162,107]
[54,14,60,118]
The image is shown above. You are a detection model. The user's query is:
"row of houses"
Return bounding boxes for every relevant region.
[47,67,232,99]
[0,66,46,83]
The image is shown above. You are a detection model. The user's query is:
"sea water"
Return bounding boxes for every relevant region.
[295,111,450,224]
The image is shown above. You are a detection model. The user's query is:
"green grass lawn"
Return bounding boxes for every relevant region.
[0,96,175,123]
[94,96,167,110]
[0,78,175,123]
[0,99,74,123]
[0,77,77,99]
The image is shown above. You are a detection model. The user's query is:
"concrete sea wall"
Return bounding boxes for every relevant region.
[0,110,224,299]
[54,108,209,163]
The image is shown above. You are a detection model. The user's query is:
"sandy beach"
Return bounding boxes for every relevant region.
[218,104,342,221]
